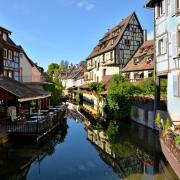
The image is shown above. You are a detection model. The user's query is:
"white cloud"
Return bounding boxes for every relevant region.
[76,0,95,11]
[147,30,154,40]
[85,3,95,11]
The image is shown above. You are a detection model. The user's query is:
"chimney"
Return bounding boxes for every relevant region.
[143,29,147,42]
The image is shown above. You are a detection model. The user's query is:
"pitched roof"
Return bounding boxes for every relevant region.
[0,76,48,99]
[0,26,21,50]
[101,75,114,90]
[67,61,87,80]
[145,0,157,8]
[0,26,11,34]
[122,40,154,72]
[87,12,137,59]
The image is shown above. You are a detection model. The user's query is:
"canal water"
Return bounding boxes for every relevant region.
[0,108,178,180]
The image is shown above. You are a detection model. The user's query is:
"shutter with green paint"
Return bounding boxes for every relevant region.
[171,0,175,16]
[172,32,177,57]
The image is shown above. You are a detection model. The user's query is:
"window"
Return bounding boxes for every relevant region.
[110,51,113,60]
[173,75,180,97]
[4,70,13,78]
[178,30,180,56]
[2,33,7,41]
[8,50,12,60]
[147,56,153,63]
[134,58,140,65]
[13,51,19,62]
[97,63,100,70]
[125,39,130,47]
[8,71,13,78]
[132,27,136,33]
[176,0,180,13]
[157,0,165,18]
[158,39,164,55]
[3,49,7,58]
[103,69,106,76]
[136,41,140,46]
[102,54,105,63]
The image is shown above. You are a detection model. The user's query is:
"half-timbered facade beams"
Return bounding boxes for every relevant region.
[0,27,21,81]
[86,12,144,82]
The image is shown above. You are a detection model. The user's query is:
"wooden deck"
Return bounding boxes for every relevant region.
[6,108,66,142]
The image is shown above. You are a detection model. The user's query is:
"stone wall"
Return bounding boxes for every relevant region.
[130,97,155,129]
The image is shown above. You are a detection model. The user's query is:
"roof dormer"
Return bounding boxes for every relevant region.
[0,26,11,41]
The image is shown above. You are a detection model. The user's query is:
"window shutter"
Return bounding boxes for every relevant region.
[171,0,176,16]
[155,4,158,18]
[173,74,180,97]
[172,32,177,57]
[162,0,166,14]
[156,40,159,56]
[163,37,167,54]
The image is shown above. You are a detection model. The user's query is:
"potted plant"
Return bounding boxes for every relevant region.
[175,135,180,149]
[164,118,173,142]
[155,112,162,129]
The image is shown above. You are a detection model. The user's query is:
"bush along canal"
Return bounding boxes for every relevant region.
[0,107,178,180]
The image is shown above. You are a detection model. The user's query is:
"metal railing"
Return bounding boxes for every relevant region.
[5,110,64,135]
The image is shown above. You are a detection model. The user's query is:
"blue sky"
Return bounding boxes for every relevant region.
[0,0,153,70]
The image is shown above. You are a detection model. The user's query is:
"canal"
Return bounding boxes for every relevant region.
[0,108,178,180]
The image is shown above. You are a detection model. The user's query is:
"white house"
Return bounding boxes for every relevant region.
[146,0,180,126]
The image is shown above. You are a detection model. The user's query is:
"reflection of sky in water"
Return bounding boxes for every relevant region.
[0,110,178,180]
[27,119,120,180]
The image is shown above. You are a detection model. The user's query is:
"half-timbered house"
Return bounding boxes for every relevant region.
[122,40,154,83]
[0,26,21,81]
[86,12,144,82]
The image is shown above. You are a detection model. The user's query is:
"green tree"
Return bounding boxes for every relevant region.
[107,73,137,119]
[47,60,70,79]
[47,63,59,78]
[43,78,64,105]
[136,77,155,96]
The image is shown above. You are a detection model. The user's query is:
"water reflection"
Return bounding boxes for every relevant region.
[0,119,68,180]
[84,116,178,180]
[0,108,178,180]
[86,124,158,179]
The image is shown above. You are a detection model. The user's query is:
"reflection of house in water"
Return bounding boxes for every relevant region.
[0,120,68,179]
[67,107,86,122]
[87,127,158,179]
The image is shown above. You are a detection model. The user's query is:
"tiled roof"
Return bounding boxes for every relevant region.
[122,40,154,72]
[101,75,114,90]
[67,61,87,80]
[87,12,135,59]
[0,26,21,50]
[0,26,11,34]
[0,76,48,99]
[145,0,156,8]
